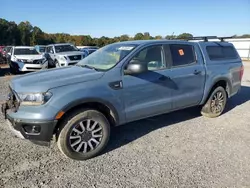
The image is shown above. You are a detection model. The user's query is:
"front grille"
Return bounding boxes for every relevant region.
[26,67,42,70]
[68,55,82,61]
[68,62,77,66]
[23,60,42,64]
[32,60,43,64]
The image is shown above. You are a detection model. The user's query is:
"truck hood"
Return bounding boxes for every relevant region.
[14,54,44,60]
[56,51,84,56]
[10,66,105,93]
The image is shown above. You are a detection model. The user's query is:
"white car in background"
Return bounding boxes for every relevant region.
[7,46,48,74]
[45,43,86,68]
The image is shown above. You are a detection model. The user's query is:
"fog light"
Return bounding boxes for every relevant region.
[23,124,41,134]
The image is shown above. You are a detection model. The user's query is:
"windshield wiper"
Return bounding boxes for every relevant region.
[76,64,100,71]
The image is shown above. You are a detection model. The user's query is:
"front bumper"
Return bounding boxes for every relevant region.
[1,102,57,143]
[17,61,48,72]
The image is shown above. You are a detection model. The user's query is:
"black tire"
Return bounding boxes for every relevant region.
[201,86,227,118]
[48,59,55,68]
[57,109,110,160]
[9,65,17,75]
[54,60,59,68]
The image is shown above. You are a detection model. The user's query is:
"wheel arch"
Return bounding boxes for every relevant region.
[53,98,119,134]
[202,78,232,104]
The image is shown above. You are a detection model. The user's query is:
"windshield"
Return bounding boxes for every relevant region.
[39,47,45,52]
[77,43,137,70]
[88,49,97,54]
[14,48,39,55]
[55,45,78,53]
[4,47,12,52]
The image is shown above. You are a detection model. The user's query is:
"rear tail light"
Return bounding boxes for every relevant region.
[240,65,244,81]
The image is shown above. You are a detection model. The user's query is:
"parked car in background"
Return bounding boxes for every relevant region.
[35,45,46,55]
[79,46,99,56]
[1,37,243,160]
[0,46,5,55]
[45,43,86,68]
[7,46,48,74]
[0,46,5,63]
[2,46,12,61]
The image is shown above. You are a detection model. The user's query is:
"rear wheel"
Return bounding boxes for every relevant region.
[201,86,227,118]
[57,109,110,160]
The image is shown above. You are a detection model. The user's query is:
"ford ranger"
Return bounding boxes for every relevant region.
[1,37,244,160]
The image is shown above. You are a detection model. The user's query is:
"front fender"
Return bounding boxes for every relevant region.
[48,82,125,125]
[61,97,120,125]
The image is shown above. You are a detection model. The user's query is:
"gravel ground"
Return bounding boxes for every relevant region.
[0,63,250,188]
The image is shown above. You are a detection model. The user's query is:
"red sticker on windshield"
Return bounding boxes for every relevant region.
[179,49,184,56]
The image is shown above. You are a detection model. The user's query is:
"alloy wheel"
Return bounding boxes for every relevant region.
[69,119,103,153]
[211,91,225,114]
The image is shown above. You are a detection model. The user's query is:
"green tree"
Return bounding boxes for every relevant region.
[155,35,163,39]
[120,34,129,41]
[165,34,176,39]
[143,32,151,40]
[134,33,144,40]
[31,26,44,45]
[177,33,193,39]
[18,21,33,45]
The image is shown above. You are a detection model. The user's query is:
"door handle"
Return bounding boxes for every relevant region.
[193,70,202,75]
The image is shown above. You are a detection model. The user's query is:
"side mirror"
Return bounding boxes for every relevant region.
[7,52,11,56]
[124,60,148,75]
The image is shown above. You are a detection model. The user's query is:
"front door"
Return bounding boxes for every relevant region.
[122,45,173,122]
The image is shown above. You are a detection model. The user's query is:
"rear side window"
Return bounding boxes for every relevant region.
[170,44,196,67]
[206,46,238,60]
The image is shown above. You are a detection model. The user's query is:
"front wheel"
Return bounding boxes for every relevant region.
[55,60,60,68]
[57,109,110,160]
[201,86,227,118]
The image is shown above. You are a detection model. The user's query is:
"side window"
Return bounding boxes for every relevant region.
[170,44,196,67]
[206,46,238,60]
[48,46,54,54]
[129,45,165,71]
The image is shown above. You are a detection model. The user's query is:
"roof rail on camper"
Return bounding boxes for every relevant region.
[187,36,233,42]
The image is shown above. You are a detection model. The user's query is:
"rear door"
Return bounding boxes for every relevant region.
[166,43,206,109]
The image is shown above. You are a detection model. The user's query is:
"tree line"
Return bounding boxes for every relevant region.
[1,18,250,47]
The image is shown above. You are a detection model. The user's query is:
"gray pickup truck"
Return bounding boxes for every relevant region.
[1,37,244,160]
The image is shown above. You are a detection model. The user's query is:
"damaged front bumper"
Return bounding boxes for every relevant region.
[1,99,57,146]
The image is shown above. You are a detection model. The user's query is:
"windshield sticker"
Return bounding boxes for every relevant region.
[178,49,184,56]
[118,46,134,50]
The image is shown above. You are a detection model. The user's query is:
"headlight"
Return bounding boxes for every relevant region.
[15,58,23,62]
[59,56,67,62]
[18,92,53,106]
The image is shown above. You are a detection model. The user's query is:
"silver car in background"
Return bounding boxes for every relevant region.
[45,43,86,68]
